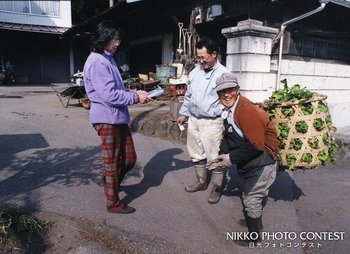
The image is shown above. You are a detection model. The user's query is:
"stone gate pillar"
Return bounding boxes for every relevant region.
[222,19,278,102]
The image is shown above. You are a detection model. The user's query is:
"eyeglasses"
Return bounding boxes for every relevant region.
[111,35,121,46]
[195,54,211,63]
[114,39,121,46]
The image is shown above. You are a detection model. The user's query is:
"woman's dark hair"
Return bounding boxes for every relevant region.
[195,38,219,54]
[90,20,120,54]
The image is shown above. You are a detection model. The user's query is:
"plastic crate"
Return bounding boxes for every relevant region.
[168,83,187,97]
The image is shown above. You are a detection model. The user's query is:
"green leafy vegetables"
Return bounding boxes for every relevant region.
[264,79,338,170]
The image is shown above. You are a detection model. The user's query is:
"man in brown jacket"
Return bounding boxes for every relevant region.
[209,72,279,246]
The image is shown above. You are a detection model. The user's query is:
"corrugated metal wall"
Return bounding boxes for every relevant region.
[162,32,174,65]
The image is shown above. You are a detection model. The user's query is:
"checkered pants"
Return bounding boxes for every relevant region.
[95,124,137,209]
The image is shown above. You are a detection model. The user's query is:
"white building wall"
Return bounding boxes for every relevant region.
[0,1,71,27]
[271,59,350,127]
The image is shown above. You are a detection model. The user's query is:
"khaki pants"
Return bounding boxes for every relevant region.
[242,164,277,218]
[187,116,223,163]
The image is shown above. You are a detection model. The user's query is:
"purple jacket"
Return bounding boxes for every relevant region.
[83,51,138,124]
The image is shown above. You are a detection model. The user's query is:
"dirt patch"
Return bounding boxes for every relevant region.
[1,212,146,254]
[1,211,186,254]
[129,99,187,144]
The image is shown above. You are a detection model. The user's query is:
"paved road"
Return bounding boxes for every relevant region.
[0,85,349,254]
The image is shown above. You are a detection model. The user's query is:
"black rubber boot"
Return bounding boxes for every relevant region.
[237,215,263,231]
[247,216,261,242]
[234,216,262,247]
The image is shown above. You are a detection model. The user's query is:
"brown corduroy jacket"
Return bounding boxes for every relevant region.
[233,95,279,159]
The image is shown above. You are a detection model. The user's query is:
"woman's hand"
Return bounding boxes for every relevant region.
[136,90,151,104]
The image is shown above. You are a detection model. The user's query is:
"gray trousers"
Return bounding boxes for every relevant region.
[242,164,277,218]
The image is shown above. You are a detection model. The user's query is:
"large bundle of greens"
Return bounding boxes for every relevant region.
[261,79,338,170]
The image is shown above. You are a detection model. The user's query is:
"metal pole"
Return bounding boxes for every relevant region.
[69,43,74,76]
[276,25,286,90]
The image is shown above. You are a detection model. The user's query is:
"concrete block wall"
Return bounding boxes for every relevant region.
[223,19,278,103]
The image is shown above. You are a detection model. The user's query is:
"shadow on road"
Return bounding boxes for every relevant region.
[222,165,304,202]
[120,148,192,204]
[0,133,49,157]
[0,133,104,252]
[0,141,103,204]
[269,170,304,201]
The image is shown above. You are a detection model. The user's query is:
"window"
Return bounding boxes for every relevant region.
[286,34,350,63]
[0,1,60,16]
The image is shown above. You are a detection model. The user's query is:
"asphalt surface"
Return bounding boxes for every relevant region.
[0,84,349,254]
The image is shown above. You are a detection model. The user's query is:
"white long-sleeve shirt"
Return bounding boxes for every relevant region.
[179,61,230,118]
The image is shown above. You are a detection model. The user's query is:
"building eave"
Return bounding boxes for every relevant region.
[0,21,69,34]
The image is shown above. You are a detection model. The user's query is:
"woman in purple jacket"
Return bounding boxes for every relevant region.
[83,20,149,214]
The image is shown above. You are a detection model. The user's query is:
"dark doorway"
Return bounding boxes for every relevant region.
[129,40,162,76]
